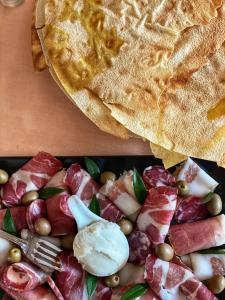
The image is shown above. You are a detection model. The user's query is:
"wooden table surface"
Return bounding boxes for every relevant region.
[0,1,150,156]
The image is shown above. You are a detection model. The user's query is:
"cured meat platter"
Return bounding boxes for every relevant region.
[0,155,224,300]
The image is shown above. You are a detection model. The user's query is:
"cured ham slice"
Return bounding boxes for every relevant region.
[26,199,47,232]
[175,158,218,197]
[137,186,177,246]
[66,163,99,203]
[143,166,175,189]
[99,172,141,221]
[145,255,216,300]
[92,281,112,300]
[0,207,27,231]
[181,253,225,281]
[46,170,75,236]
[1,152,62,207]
[128,230,151,265]
[1,261,48,292]
[175,196,208,223]
[96,193,124,222]
[169,214,225,255]
[111,285,159,300]
[0,285,57,300]
[56,252,88,300]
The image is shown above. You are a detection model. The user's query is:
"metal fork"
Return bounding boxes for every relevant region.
[0,230,62,273]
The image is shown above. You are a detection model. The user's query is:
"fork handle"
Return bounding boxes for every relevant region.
[0,230,28,252]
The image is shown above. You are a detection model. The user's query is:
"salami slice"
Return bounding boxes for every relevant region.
[1,152,62,207]
[143,166,175,189]
[175,196,208,223]
[128,231,151,265]
[26,199,47,232]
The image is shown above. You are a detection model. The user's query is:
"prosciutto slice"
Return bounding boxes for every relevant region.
[92,281,112,300]
[181,253,225,281]
[97,193,124,222]
[65,163,99,203]
[143,166,175,189]
[100,172,141,221]
[137,186,177,246]
[26,199,47,232]
[145,255,216,300]
[46,170,75,236]
[0,207,27,230]
[175,196,208,224]
[169,214,225,255]
[56,252,88,300]
[1,152,62,207]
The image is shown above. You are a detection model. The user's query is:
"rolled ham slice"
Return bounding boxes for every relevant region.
[145,255,216,300]
[143,165,175,189]
[26,199,47,232]
[137,186,177,246]
[181,253,225,281]
[92,281,112,300]
[65,163,99,203]
[99,173,141,221]
[1,152,62,207]
[56,252,88,300]
[0,207,27,231]
[175,158,218,197]
[169,214,225,255]
[46,170,75,236]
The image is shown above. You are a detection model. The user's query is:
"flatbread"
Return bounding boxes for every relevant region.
[150,142,187,169]
[31,0,47,72]
[35,0,132,139]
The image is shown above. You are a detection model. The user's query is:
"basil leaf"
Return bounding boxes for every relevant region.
[3,208,17,235]
[0,289,5,299]
[202,192,214,204]
[121,283,149,300]
[198,248,225,255]
[84,157,100,181]
[39,187,64,199]
[133,169,147,205]
[89,195,100,216]
[86,273,97,299]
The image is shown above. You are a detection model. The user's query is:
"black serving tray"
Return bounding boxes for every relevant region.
[0,156,224,299]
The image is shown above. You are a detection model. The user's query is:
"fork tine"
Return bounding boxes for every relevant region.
[36,244,58,258]
[34,256,61,271]
[38,239,62,252]
[34,248,58,263]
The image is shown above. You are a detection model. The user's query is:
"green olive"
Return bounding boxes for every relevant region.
[100,171,117,185]
[0,169,9,185]
[104,274,120,287]
[8,247,22,263]
[61,235,75,250]
[118,219,133,235]
[207,275,225,294]
[206,194,222,216]
[21,191,39,206]
[175,180,189,196]
[34,218,51,236]
[155,243,174,262]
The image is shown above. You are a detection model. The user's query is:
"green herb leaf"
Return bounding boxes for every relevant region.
[84,157,100,181]
[86,273,97,299]
[121,283,149,300]
[202,192,214,204]
[133,169,147,205]
[3,208,17,235]
[0,289,5,299]
[198,248,225,255]
[89,195,100,216]
[39,187,65,199]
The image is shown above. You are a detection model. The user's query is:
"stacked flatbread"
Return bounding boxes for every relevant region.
[32,0,225,168]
